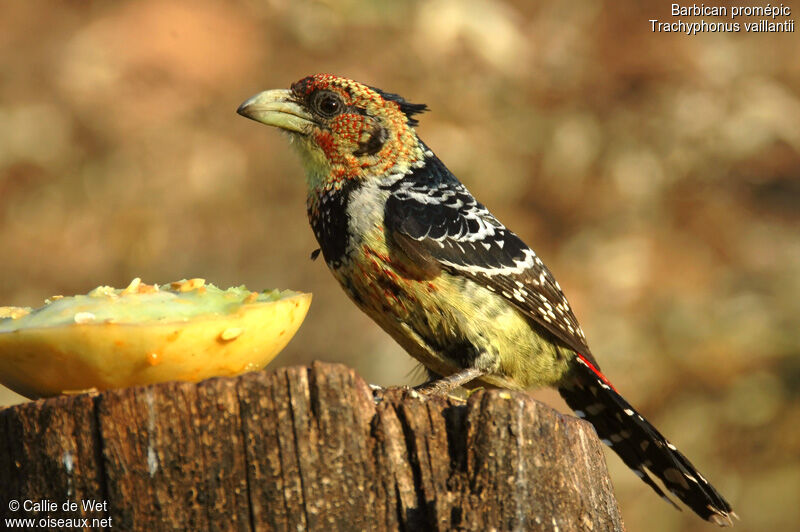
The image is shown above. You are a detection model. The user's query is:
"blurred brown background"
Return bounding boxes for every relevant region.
[1,1,798,530]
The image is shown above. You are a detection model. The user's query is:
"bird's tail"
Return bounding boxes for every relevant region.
[559,353,736,527]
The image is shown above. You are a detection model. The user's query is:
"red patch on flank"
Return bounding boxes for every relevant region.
[577,353,618,392]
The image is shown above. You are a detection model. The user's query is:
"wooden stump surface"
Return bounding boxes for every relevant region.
[1,362,624,531]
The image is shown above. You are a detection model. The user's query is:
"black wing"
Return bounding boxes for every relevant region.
[383,153,592,359]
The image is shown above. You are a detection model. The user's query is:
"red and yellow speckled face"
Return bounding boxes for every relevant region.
[287,74,426,185]
[237,73,428,193]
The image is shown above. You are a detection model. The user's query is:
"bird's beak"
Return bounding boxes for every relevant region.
[236,89,314,134]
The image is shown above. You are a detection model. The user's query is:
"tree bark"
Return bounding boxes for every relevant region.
[1,362,624,531]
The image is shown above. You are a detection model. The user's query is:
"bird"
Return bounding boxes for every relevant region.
[237,73,736,526]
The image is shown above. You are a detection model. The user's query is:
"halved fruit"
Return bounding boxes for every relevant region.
[0,278,311,399]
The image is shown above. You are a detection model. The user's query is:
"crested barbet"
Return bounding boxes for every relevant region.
[238,74,736,526]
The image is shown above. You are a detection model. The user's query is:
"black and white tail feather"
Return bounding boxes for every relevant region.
[559,354,736,527]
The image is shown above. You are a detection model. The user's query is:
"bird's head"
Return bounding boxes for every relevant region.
[238,74,428,191]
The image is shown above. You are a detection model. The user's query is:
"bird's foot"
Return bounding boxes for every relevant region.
[413,367,487,396]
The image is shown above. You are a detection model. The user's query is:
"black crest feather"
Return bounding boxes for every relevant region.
[370,86,428,126]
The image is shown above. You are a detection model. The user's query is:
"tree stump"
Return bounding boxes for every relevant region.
[0,362,624,531]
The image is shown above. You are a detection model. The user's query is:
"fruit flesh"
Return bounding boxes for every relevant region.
[0,279,311,398]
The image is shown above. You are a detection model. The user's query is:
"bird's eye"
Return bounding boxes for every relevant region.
[310,90,344,118]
